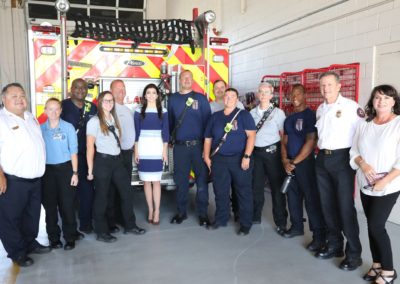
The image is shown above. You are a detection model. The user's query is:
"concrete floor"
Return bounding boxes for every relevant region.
[1,187,399,284]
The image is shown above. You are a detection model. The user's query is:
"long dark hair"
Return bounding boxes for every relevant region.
[141,84,162,119]
[97,91,121,135]
[365,84,400,122]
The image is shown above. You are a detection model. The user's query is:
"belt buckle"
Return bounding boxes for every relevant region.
[185,141,192,147]
[266,145,277,153]
[324,149,332,155]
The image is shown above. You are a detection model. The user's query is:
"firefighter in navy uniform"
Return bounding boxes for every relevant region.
[168,70,211,226]
[280,84,326,250]
[314,71,363,271]
[61,78,97,233]
[204,88,256,235]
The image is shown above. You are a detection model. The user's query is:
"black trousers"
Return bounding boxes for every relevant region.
[0,175,41,260]
[93,153,137,234]
[252,145,287,227]
[361,191,400,270]
[286,155,325,240]
[42,162,77,242]
[211,154,253,228]
[173,143,209,217]
[315,148,362,258]
[77,153,94,229]
[107,149,133,227]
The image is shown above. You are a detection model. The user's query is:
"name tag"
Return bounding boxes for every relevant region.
[53,133,64,140]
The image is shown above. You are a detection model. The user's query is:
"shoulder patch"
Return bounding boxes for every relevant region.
[357,107,365,118]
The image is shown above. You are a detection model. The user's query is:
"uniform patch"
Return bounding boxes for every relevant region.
[295,119,303,131]
[232,120,238,131]
[336,110,342,118]
[192,100,199,110]
[357,107,366,118]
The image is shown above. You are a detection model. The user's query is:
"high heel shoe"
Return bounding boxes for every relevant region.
[375,270,397,284]
[153,210,160,225]
[363,266,381,281]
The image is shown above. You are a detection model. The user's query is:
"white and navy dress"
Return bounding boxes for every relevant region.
[134,107,169,181]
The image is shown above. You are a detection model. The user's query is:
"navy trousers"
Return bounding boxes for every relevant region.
[286,155,325,241]
[173,143,209,217]
[42,162,77,242]
[0,175,42,260]
[316,148,362,258]
[93,154,137,234]
[211,154,253,229]
[77,153,94,229]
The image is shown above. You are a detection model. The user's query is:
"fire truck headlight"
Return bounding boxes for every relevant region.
[55,0,70,13]
[204,11,216,24]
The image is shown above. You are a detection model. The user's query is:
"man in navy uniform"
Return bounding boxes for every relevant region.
[0,83,51,267]
[280,84,326,251]
[204,88,256,235]
[168,70,211,225]
[61,78,97,233]
[314,71,363,271]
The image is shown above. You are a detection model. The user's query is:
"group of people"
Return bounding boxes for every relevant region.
[0,70,399,284]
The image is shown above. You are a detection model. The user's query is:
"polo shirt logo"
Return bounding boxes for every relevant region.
[232,120,238,131]
[192,100,199,110]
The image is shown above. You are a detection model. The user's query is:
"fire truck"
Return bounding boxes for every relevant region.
[27,9,229,188]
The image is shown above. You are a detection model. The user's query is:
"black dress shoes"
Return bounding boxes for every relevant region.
[339,257,362,271]
[283,228,304,238]
[13,255,34,267]
[96,233,117,243]
[237,227,250,236]
[74,231,85,241]
[30,244,52,254]
[50,240,63,249]
[306,239,325,252]
[109,226,120,234]
[315,246,344,259]
[124,226,146,235]
[79,224,93,234]
[170,214,187,224]
[276,226,286,236]
[64,241,75,251]
[199,216,210,226]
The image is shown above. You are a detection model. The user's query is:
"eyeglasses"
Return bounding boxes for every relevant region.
[103,99,114,104]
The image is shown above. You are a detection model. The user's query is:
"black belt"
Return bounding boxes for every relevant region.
[4,174,40,183]
[254,142,279,153]
[175,140,200,147]
[96,153,121,160]
[319,148,350,155]
[46,161,70,168]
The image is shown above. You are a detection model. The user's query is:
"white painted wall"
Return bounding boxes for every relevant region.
[146,0,167,19]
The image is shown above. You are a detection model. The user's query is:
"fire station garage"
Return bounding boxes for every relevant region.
[1,0,400,283]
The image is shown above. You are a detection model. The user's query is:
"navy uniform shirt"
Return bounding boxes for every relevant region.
[284,108,316,159]
[61,99,97,154]
[205,108,256,156]
[168,91,211,141]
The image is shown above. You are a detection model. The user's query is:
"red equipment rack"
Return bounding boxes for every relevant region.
[261,63,360,115]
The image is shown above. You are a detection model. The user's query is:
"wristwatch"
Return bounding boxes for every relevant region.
[243,154,251,159]
[72,171,78,176]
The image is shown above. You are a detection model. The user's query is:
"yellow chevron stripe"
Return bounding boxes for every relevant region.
[182,46,202,63]
[101,53,131,77]
[137,55,161,78]
[208,48,229,82]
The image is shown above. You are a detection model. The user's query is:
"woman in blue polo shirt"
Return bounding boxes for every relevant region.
[203,88,256,235]
[41,98,82,251]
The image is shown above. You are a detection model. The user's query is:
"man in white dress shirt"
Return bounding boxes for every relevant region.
[0,83,51,267]
[314,72,363,271]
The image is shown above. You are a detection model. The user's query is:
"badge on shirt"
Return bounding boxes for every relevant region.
[336,110,342,118]
[192,100,199,110]
[295,119,303,131]
[53,133,65,140]
[232,120,238,131]
[12,125,19,130]
[357,107,366,118]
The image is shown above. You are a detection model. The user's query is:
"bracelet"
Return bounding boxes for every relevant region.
[72,171,78,175]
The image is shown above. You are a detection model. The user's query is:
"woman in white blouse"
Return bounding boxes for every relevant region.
[350,85,400,284]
